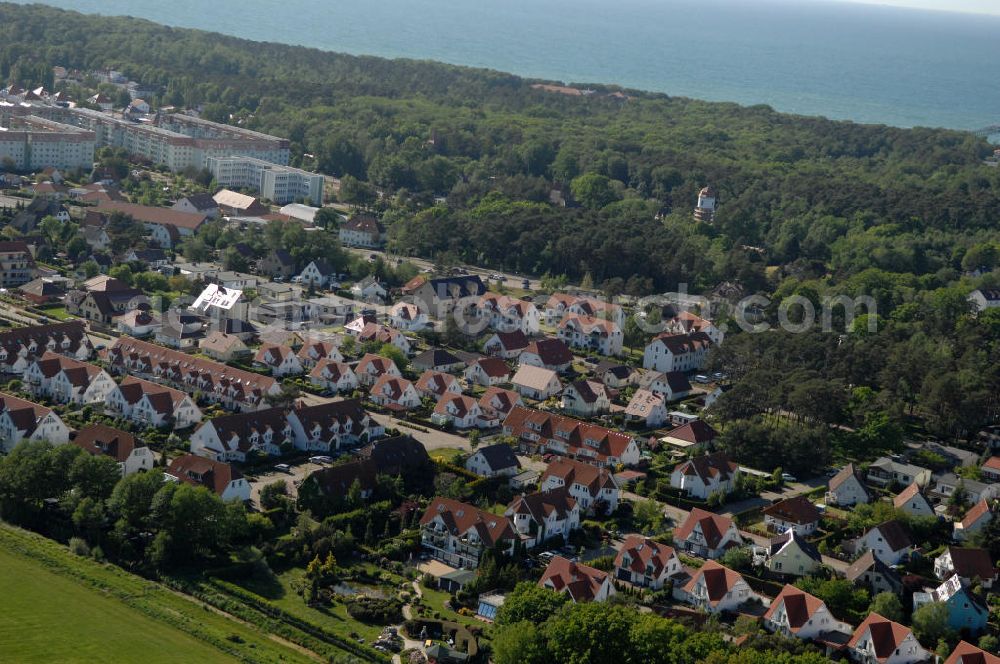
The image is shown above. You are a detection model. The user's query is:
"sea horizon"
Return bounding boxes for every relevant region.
[8,0,1000,131]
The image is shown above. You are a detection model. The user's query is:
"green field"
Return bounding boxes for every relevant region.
[0,549,235,663]
[0,525,314,664]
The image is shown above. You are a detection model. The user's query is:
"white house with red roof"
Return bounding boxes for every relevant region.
[105,336,279,412]
[388,302,428,332]
[351,321,412,355]
[432,393,494,429]
[762,496,822,536]
[165,454,250,502]
[981,456,1000,483]
[296,340,343,369]
[463,357,512,387]
[934,547,997,589]
[613,536,682,589]
[478,387,523,420]
[106,376,202,429]
[673,508,743,559]
[503,406,641,467]
[415,370,462,400]
[253,343,304,377]
[955,499,993,542]
[854,520,914,566]
[23,351,116,405]
[826,463,872,507]
[557,313,623,356]
[543,293,625,328]
[505,487,579,546]
[72,424,154,476]
[663,311,725,345]
[946,641,1000,664]
[539,556,615,603]
[477,294,540,335]
[483,330,530,359]
[560,379,611,417]
[847,613,929,664]
[339,214,384,248]
[309,360,359,394]
[0,392,70,452]
[0,321,94,376]
[519,338,574,373]
[540,457,620,514]
[678,560,763,614]
[642,332,713,373]
[370,375,420,411]
[419,497,517,568]
[764,584,851,642]
[893,482,935,518]
[670,452,740,500]
[355,353,401,387]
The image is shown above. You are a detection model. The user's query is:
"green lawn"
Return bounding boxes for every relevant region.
[416,585,486,635]
[429,448,465,463]
[233,568,388,644]
[0,548,237,663]
[38,306,73,321]
[0,525,313,664]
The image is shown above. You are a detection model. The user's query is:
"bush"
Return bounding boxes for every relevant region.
[346,596,403,624]
[68,537,90,557]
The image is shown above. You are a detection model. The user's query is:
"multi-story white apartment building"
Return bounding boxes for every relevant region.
[3,105,291,174]
[206,156,323,205]
[0,115,95,170]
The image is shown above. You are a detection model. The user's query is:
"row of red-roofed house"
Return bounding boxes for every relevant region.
[532,526,991,664]
[421,481,987,664]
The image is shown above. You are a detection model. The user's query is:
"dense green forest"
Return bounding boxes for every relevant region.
[2,2,1000,443]
[2,2,999,293]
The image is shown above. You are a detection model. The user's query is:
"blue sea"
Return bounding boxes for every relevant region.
[12,0,1000,130]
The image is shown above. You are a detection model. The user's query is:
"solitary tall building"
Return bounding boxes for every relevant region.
[694,186,717,222]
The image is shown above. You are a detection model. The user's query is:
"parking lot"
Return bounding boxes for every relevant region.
[248,459,329,506]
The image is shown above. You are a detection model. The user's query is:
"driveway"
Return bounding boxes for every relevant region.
[248,460,326,507]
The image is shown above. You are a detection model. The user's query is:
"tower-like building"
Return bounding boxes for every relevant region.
[694,186,717,222]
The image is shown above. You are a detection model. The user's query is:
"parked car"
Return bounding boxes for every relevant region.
[275,463,292,473]
[780,472,798,482]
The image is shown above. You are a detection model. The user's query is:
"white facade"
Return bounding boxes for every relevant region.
[121,447,156,476]
[207,156,323,206]
[309,361,359,394]
[0,404,70,452]
[826,468,871,507]
[642,334,711,373]
[23,360,116,405]
[557,315,623,356]
[765,592,850,641]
